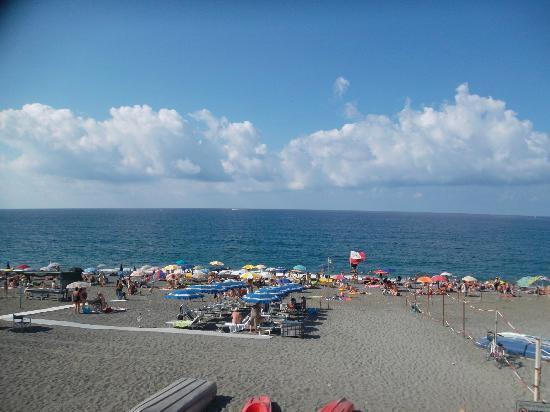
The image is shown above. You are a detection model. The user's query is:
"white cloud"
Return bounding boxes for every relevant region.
[281,84,550,190]
[1,84,549,209]
[333,76,350,97]
[0,103,272,184]
[344,101,361,119]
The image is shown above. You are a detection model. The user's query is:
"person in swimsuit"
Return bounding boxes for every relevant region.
[72,287,81,314]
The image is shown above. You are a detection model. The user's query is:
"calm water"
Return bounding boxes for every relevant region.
[0,209,549,280]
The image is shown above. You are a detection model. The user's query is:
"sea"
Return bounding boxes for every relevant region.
[0,209,549,281]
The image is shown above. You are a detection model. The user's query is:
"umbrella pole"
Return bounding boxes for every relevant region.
[534,337,541,402]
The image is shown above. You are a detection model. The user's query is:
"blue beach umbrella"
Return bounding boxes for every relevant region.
[84,267,97,273]
[164,292,204,300]
[293,265,306,272]
[279,278,291,284]
[242,295,279,304]
[244,292,281,301]
[187,285,225,294]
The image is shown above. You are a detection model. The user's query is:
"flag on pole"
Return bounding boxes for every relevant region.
[349,250,366,265]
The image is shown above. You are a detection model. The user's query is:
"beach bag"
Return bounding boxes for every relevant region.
[82,305,91,314]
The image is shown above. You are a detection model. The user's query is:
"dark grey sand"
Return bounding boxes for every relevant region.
[0,285,548,411]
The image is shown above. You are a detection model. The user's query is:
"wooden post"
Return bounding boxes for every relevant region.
[534,337,542,402]
[442,293,445,326]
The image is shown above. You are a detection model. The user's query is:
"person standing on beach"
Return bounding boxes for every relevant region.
[72,287,81,314]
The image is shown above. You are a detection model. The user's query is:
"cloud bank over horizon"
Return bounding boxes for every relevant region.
[1,84,549,210]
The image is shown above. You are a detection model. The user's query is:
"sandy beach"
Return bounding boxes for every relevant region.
[0,285,548,411]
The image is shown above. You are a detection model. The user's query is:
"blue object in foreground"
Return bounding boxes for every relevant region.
[164,291,204,300]
[475,332,550,361]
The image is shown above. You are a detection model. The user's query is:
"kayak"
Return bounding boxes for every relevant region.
[242,395,272,412]
[319,398,355,412]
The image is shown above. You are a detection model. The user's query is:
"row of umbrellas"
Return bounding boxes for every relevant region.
[416,273,476,283]
[163,281,304,304]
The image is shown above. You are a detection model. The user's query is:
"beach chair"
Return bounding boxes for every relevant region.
[12,314,32,328]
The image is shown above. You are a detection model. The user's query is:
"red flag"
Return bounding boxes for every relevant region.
[349,250,366,265]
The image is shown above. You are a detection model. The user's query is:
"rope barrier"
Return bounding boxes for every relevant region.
[404,292,548,398]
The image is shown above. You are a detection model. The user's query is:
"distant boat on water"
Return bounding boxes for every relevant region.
[231,208,240,211]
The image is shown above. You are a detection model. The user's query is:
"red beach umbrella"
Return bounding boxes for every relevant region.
[16,264,30,270]
[372,269,388,276]
[431,275,448,283]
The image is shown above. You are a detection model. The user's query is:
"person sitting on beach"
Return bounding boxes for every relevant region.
[231,309,243,325]
[72,287,81,314]
[79,287,88,308]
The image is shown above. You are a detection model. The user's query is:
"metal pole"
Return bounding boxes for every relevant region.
[442,293,445,326]
[462,298,466,338]
[494,310,498,347]
[534,337,541,402]
[18,284,23,309]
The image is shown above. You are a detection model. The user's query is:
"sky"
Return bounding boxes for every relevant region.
[0,1,549,215]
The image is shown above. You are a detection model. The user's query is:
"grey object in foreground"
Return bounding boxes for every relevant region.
[129,378,217,412]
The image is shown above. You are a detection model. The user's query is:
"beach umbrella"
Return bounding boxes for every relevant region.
[243,293,281,302]
[15,264,30,270]
[240,272,255,280]
[516,276,541,287]
[440,271,452,277]
[209,261,224,266]
[84,267,97,273]
[175,259,186,265]
[431,275,448,283]
[187,285,225,294]
[255,264,266,270]
[66,281,91,289]
[331,274,346,281]
[372,269,388,276]
[242,264,255,270]
[293,264,306,272]
[279,278,291,284]
[164,291,204,300]
[130,270,145,278]
[164,264,178,272]
[417,276,433,283]
[462,275,477,282]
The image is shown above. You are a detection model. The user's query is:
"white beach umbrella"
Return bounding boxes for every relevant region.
[440,271,453,277]
[462,275,477,282]
[66,281,91,289]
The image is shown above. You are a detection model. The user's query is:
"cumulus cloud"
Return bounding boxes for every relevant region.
[333,76,350,97]
[1,84,549,206]
[281,84,550,190]
[0,103,273,184]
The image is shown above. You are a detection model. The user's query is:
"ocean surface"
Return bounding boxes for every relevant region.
[1,209,549,281]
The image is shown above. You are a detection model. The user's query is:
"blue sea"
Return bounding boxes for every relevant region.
[0,209,549,281]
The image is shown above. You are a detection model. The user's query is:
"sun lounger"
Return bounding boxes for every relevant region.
[129,377,217,412]
[221,315,251,333]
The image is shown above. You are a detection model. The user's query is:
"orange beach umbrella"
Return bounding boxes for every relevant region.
[417,276,433,283]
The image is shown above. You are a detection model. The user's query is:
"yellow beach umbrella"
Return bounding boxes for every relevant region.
[163,264,178,271]
[242,264,255,270]
[240,272,254,279]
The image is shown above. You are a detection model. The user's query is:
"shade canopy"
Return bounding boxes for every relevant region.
[417,276,432,283]
[293,265,306,272]
[462,275,477,282]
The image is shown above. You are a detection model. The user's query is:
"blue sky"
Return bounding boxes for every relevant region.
[1,1,549,215]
